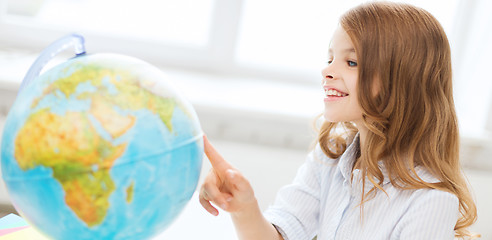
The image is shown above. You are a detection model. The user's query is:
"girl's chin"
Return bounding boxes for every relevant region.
[323,112,344,122]
[323,116,343,123]
[323,114,361,124]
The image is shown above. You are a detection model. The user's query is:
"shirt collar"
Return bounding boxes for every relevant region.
[337,133,391,192]
[338,133,360,184]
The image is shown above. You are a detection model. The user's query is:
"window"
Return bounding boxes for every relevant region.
[450,0,492,137]
[236,0,458,75]
[4,0,214,46]
[1,0,490,138]
[1,0,458,82]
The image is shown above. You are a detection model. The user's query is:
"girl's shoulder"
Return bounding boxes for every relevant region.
[398,166,459,206]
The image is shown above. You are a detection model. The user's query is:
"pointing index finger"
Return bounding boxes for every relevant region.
[203,135,233,173]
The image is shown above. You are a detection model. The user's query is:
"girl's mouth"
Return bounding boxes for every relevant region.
[324,88,349,97]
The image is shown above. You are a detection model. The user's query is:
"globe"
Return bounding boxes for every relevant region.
[0,49,203,239]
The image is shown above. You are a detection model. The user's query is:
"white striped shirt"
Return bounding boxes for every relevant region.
[263,134,459,240]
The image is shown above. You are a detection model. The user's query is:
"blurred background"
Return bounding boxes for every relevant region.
[0,0,490,239]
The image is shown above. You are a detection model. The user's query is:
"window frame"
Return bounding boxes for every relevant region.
[0,0,318,83]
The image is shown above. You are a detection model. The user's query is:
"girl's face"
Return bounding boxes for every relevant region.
[322,27,364,127]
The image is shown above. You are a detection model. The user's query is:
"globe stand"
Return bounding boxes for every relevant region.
[19,34,86,93]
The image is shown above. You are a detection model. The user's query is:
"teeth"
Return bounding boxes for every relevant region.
[325,89,347,97]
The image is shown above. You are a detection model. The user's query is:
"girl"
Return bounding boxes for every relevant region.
[199,2,478,239]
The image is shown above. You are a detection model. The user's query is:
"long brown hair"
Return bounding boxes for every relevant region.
[317,2,478,238]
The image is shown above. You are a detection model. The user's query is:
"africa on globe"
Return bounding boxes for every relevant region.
[1,35,203,239]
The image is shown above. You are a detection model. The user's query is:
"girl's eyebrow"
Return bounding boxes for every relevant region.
[328,48,356,55]
[344,48,355,53]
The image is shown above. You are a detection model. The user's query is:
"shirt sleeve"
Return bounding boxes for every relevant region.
[396,189,459,240]
[263,145,333,240]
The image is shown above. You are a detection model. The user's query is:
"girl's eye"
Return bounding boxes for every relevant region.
[348,61,357,67]
[327,60,333,65]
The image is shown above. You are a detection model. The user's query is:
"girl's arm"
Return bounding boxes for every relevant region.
[199,136,283,240]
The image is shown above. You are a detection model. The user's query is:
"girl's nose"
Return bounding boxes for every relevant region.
[321,65,336,82]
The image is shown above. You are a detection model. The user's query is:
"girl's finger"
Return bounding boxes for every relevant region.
[199,191,219,216]
[204,135,233,174]
[202,182,228,210]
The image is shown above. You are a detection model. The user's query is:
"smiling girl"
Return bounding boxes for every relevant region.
[199,2,478,239]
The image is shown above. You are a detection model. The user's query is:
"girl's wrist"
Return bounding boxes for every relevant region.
[230,199,261,219]
[230,199,282,240]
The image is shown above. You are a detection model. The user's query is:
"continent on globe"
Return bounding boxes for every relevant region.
[90,95,136,139]
[33,64,176,132]
[14,109,125,226]
[14,62,177,227]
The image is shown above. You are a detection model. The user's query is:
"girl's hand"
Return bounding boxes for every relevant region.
[199,135,257,216]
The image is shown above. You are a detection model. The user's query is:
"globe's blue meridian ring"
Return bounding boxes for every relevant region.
[19,34,86,94]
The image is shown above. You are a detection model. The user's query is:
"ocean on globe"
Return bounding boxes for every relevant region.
[0,53,204,239]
